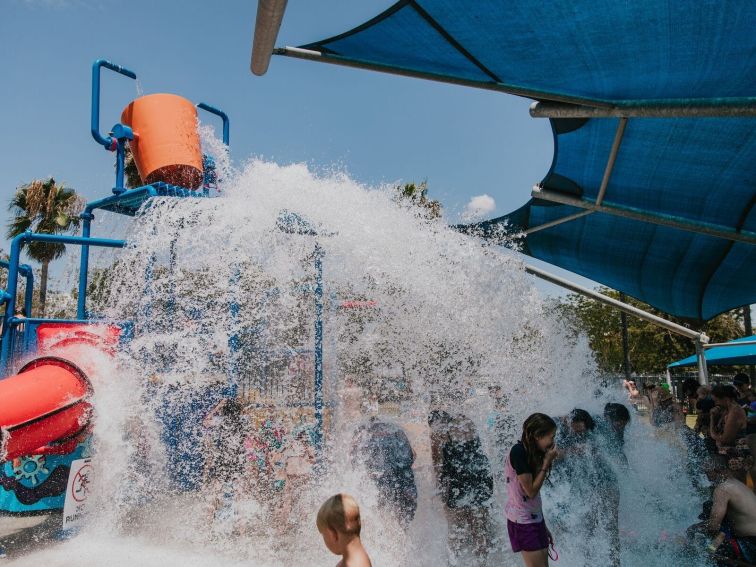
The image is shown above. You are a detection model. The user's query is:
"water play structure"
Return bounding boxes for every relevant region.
[0,59,234,514]
[0,4,751,563]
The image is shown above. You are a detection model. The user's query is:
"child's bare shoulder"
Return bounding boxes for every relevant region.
[345,551,372,567]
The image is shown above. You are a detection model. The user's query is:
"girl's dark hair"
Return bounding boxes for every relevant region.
[521,413,557,474]
[569,408,596,430]
[604,403,631,423]
[712,384,738,400]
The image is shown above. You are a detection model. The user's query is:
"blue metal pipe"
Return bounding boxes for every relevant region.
[91,59,136,149]
[22,266,34,322]
[1,236,24,372]
[313,244,324,454]
[226,265,241,397]
[77,211,94,319]
[197,103,230,145]
[1,231,125,372]
[16,232,125,248]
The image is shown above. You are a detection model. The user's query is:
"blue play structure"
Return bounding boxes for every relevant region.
[0,59,326,513]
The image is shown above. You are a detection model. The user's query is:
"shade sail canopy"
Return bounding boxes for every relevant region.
[278,0,756,321]
[668,335,756,368]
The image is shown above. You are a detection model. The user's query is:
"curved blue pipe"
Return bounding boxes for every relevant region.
[91,59,137,148]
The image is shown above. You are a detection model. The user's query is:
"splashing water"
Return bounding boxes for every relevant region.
[10,133,708,566]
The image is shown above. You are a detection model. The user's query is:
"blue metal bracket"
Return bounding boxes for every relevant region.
[197,102,230,145]
[91,59,137,149]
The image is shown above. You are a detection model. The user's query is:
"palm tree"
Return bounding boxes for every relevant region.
[7,178,84,316]
[394,181,442,220]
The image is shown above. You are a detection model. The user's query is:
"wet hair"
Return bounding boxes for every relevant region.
[317,493,361,536]
[711,384,738,400]
[521,413,557,474]
[682,378,701,397]
[733,373,750,387]
[604,403,630,423]
[428,409,453,428]
[221,398,243,416]
[569,408,596,430]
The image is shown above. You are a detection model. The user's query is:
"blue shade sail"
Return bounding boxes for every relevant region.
[285,0,756,321]
[669,335,756,368]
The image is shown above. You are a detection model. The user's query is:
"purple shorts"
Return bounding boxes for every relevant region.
[507,519,549,552]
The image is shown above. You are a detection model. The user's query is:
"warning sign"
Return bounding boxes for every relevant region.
[62,458,92,531]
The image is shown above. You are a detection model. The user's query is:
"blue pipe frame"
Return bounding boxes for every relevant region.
[0,260,34,321]
[91,59,136,149]
[197,103,230,146]
[2,231,125,372]
[77,185,162,319]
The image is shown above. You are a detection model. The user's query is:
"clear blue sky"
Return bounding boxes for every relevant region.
[0,0,598,294]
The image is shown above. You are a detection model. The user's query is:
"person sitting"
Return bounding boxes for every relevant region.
[651,384,682,428]
[734,373,754,408]
[682,378,702,414]
[710,385,751,484]
[691,456,756,564]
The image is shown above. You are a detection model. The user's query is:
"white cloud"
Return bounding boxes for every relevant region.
[461,194,496,221]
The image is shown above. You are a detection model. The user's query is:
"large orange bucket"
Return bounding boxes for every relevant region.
[121,94,203,189]
[0,357,92,460]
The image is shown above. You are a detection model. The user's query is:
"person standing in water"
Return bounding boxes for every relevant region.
[505,413,558,567]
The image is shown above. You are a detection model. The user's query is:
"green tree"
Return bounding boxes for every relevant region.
[7,178,84,316]
[553,289,744,374]
[394,181,442,220]
[122,146,142,189]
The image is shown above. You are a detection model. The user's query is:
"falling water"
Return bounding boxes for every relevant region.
[9,130,707,566]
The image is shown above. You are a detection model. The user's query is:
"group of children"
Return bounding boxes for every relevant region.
[317,411,572,567]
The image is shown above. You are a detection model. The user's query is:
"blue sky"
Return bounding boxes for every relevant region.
[0,0,597,294]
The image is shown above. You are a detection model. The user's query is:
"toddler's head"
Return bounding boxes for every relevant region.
[317,493,362,555]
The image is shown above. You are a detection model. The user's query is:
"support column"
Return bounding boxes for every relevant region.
[619,292,631,382]
[695,340,709,385]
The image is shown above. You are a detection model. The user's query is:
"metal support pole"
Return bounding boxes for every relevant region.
[21,266,34,322]
[251,0,289,75]
[695,340,709,385]
[313,244,324,455]
[226,265,241,398]
[77,211,94,319]
[114,139,127,195]
[596,118,627,206]
[531,186,756,245]
[619,292,632,382]
[1,236,23,373]
[529,100,756,118]
[525,263,707,342]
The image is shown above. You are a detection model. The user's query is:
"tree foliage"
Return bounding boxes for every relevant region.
[553,289,745,374]
[6,178,84,315]
[393,181,442,220]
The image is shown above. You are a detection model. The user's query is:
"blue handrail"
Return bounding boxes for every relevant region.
[1,231,126,372]
[91,59,137,149]
[0,260,34,320]
[197,102,230,145]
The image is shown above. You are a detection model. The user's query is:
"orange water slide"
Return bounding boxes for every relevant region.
[0,357,92,461]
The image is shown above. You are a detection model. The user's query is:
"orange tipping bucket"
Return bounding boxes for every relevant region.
[121,93,203,189]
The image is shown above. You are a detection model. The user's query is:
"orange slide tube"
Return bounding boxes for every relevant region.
[121,93,204,189]
[0,357,92,461]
